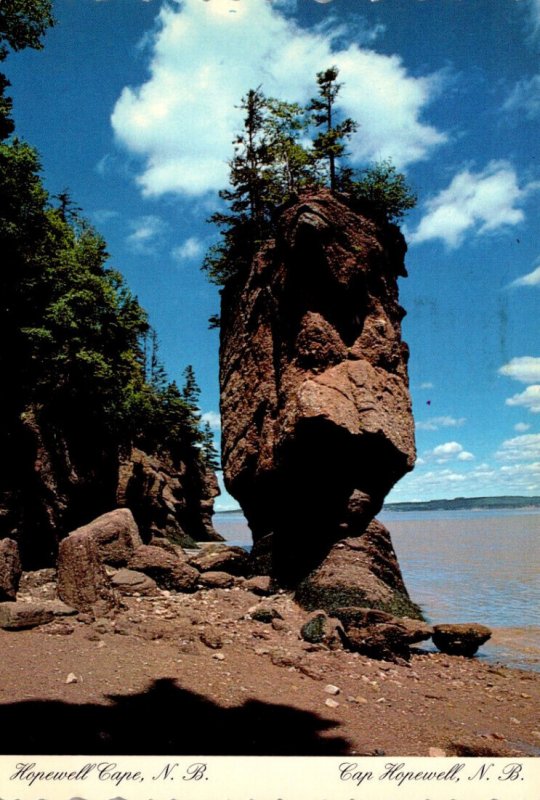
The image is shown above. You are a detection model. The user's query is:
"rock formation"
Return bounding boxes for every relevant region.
[0,411,221,569]
[220,191,418,615]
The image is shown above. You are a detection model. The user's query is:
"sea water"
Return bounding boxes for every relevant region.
[214,508,540,672]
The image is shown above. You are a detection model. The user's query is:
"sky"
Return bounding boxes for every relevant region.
[4,0,540,509]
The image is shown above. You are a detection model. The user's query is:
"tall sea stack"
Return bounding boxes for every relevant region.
[220,191,420,616]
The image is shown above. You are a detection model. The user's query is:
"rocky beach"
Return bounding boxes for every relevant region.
[1,552,539,757]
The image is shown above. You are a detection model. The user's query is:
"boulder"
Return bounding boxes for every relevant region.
[110,568,159,596]
[295,520,422,619]
[0,538,22,601]
[243,575,273,596]
[188,544,249,576]
[300,611,344,650]
[57,529,120,615]
[220,192,416,591]
[343,622,414,662]
[197,571,235,589]
[128,545,199,592]
[69,508,143,567]
[331,606,432,661]
[432,623,492,657]
[0,601,55,630]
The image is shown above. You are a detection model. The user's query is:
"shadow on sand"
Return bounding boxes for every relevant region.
[0,678,352,754]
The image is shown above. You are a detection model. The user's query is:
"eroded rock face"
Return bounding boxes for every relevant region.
[220,192,415,593]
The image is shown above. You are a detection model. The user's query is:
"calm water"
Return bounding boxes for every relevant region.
[214,509,540,671]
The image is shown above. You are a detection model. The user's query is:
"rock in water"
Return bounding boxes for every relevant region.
[220,192,416,606]
[432,623,492,657]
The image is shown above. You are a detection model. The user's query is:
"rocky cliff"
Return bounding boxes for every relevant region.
[0,408,221,569]
[220,191,418,615]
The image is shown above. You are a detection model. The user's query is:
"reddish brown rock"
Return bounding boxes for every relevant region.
[433,623,492,657]
[128,545,199,592]
[68,508,142,567]
[0,601,55,630]
[0,538,22,601]
[197,571,235,589]
[117,448,222,547]
[188,544,249,576]
[110,568,159,596]
[57,529,120,615]
[220,191,416,596]
[295,519,422,618]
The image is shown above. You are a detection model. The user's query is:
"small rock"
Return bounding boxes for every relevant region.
[250,606,283,624]
[300,611,344,650]
[348,695,368,704]
[198,571,235,589]
[325,698,339,709]
[324,684,340,695]
[429,747,446,757]
[41,621,74,636]
[212,652,225,661]
[200,628,223,650]
[0,601,55,630]
[65,673,78,684]
[110,568,158,596]
[243,576,273,596]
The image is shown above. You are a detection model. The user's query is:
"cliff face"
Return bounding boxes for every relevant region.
[220,192,416,602]
[0,408,221,568]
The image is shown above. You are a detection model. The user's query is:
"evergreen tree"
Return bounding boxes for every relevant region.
[201,421,220,470]
[307,66,357,192]
[263,97,316,202]
[351,159,417,222]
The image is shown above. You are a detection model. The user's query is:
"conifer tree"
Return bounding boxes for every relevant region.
[307,66,357,192]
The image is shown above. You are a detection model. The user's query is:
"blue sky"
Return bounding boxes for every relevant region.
[5,0,540,508]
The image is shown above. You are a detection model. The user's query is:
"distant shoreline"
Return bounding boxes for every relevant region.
[215,495,540,515]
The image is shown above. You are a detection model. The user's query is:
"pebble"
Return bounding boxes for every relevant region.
[325,698,339,709]
[212,653,225,661]
[65,673,78,684]
[347,696,368,704]
[324,684,340,695]
[428,747,446,757]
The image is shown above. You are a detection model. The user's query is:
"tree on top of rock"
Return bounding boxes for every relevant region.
[203,67,416,289]
[307,66,357,193]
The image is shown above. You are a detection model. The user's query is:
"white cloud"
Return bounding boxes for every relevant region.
[505,385,540,414]
[530,0,540,34]
[514,422,531,432]
[111,0,445,197]
[499,356,540,384]
[510,263,540,288]
[126,215,168,254]
[409,161,536,248]
[416,415,465,431]
[457,450,474,462]
[504,74,540,119]
[172,236,204,262]
[432,441,464,457]
[496,432,540,462]
[419,382,434,390]
[201,410,221,430]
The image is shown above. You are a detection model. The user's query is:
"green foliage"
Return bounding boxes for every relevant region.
[350,159,418,222]
[0,0,54,60]
[307,66,357,192]
[203,67,416,290]
[0,120,211,474]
